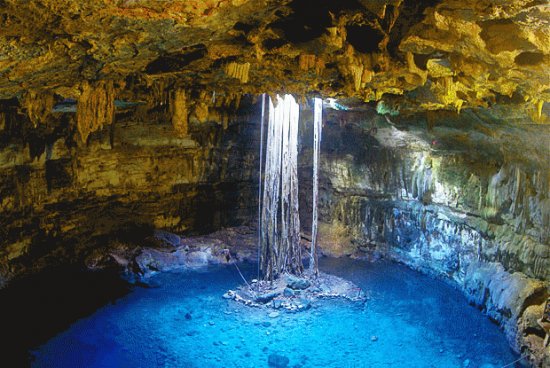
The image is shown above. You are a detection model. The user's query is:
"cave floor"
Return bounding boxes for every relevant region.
[30,258,517,368]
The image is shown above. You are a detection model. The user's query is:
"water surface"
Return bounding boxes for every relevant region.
[31,258,518,367]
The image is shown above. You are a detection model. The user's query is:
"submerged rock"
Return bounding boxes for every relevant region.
[256,292,280,304]
[268,353,290,368]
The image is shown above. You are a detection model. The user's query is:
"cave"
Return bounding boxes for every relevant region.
[0,1,549,367]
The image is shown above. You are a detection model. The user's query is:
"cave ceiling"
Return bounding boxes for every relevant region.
[0,0,549,121]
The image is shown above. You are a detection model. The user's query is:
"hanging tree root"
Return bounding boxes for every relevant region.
[223,272,367,312]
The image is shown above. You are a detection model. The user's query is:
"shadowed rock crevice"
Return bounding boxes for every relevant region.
[270,0,364,43]
[145,45,208,74]
[515,52,545,66]
[346,24,385,53]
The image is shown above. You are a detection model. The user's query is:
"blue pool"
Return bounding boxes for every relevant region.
[29,258,518,368]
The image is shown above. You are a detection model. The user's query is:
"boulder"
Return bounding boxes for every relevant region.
[186,250,211,268]
[149,230,182,248]
[463,261,549,349]
[135,248,187,275]
[286,275,311,290]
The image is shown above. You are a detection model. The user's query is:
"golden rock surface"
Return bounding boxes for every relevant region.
[0,0,547,119]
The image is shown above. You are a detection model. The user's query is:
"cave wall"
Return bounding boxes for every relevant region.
[0,99,261,286]
[314,116,549,281]
[298,106,549,362]
[1,93,548,362]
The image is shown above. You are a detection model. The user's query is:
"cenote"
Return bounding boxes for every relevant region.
[10,259,516,368]
[1,1,549,367]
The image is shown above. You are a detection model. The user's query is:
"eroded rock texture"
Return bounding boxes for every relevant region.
[0,96,261,286]
[299,106,549,365]
[0,0,548,119]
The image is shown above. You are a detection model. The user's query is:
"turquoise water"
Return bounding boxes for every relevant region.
[30,258,518,368]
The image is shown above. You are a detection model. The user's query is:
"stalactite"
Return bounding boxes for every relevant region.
[310,97,322,275]
[299,54,316,71]
[225,62,250,83]
[361,68,374,84]
[536,100,543,119]
[76,80,115,143]
[455,99,464,114]
[411,154,433,201]
[315,58,326,75]
[350,64,364,92]
[233,93,242,110]
[0,111,5,131]
[22,91,55,127]
[222,112,229,130]
[326,26,344,49]
[299,54,325,75]
[192,90,210,124]
[171,89,189,137]
[193,102,209,124]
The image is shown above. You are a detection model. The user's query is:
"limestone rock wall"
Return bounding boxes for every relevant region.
[0,101,261,286]
[298,107,550,364]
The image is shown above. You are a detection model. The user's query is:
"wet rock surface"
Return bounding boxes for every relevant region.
[224,271,366,312]
[286,274,311,290]
[99,226,259,281]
